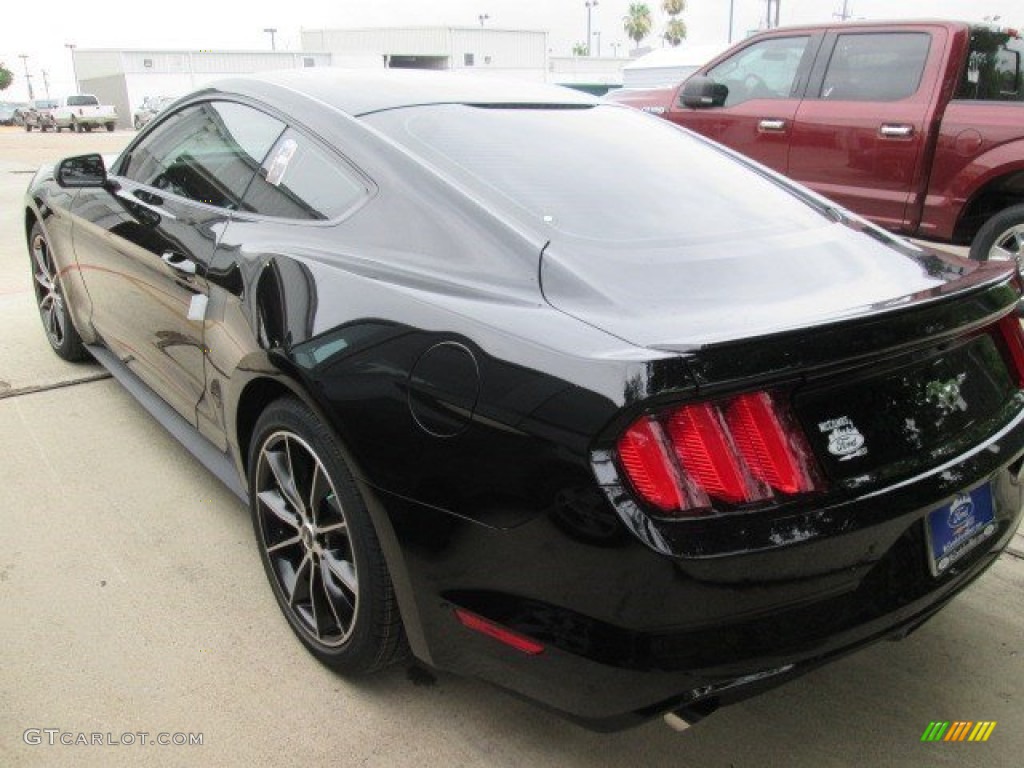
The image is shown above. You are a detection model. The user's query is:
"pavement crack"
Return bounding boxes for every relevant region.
[0,371,112,400]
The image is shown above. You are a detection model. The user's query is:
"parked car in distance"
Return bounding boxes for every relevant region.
[20,99,60,132]
[51,94,118,133]
[24,70,1024,731]
[607,21,1024,265]
[0,101,29,126]
[133,95,174,130]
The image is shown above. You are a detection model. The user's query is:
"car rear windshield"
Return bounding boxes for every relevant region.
[955,28,1024,102]
[365,103,830,244]
[67,95,99,107]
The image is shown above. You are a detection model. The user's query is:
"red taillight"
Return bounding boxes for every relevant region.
[616,390,822,515]
[617,417,687,511]
[665,403,765,504]
[726,392,818,495]
[997,314,1024,387]
[454,608,544,655]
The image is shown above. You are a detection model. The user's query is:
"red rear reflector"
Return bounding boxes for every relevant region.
[617,417,687,511]
[454,608,544,655]
[725,392,818,495]
[665,403,762,504]
[997,314,1024,387]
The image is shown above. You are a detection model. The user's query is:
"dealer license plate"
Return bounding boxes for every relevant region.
[925,483,997,576]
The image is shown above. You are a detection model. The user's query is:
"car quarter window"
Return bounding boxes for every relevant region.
[954,29,1024,102]
[122,101,285,210]
[705,36,810,106]
[818,32,931,101]
[241,129,367,220]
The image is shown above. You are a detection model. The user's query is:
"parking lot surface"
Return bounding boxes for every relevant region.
[0,125,1022,767]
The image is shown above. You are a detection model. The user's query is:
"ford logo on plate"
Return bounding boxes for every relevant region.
[948,494,973,528]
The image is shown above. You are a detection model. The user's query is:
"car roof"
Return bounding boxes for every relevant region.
[216,68,599,117]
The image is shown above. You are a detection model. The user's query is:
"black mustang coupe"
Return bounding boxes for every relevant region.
[24,70,1024,730]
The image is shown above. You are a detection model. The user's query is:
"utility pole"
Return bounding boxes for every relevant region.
[728,0,735,43]
[585,1,599,57]
[263,28,277,51]
[41,70,50,98]
[65,43,78,93]
[594,31,602,57]
[834,1,851,21]
[18,54,34,100]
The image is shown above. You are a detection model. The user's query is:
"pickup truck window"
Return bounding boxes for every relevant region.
[123,101,285,210]
[705,36,810,106]
[955,29,1024,102]
[819,33,930,101]
[66,95,100,107]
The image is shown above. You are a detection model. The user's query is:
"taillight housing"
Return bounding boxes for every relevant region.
[615,389,823,516]
[996,314,1024,388]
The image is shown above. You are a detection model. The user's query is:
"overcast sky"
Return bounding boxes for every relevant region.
[2,0,1020,101]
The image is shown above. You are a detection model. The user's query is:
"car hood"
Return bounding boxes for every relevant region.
[539,217,989,351]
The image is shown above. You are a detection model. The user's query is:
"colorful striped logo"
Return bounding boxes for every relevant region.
[921,721,997,742]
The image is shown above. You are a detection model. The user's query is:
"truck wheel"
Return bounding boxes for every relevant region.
[55,125,62,133]
[24,124,31,132]
[71,119,78,133]
[970,204,1024,264]
[105,123,115,132]
[133,116,142,130]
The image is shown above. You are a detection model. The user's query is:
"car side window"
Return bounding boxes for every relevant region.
[705,36,810,106]
[241,129,367,221]
[954,29,1024,102]
[122,101,285,210]
[819,33,931,101]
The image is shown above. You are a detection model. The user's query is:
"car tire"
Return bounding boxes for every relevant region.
[970,204,1024,264]
[28,222,89,362]
[248,397,408,675]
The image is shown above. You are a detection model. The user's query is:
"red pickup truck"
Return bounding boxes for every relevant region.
[607,21,1024,263]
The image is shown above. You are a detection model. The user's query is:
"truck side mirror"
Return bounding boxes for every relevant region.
[680,76,729,109]
[55,153,107,188]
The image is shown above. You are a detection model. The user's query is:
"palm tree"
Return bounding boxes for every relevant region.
[572,42,590,57]
[623,3,653,49]
[664,18,688,46]
[662,0,687,47]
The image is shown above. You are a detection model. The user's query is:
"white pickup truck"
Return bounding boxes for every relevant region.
[52,95,118,133]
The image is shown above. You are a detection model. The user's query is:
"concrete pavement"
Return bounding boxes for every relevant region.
[0,125,1022,767]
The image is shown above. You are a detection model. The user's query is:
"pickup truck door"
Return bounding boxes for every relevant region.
[787,27,947,232]
[665,33,821,173]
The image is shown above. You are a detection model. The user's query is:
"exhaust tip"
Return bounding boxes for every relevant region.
[663,698,720,732]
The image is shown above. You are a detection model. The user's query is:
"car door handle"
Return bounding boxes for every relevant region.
[758,118,788,133]
[162,251,197,276]
[879,124,914,138]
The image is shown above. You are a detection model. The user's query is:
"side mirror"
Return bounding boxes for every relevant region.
[680,76,729,109]
[56,153,107,188]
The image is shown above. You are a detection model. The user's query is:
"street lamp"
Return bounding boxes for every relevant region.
[263,28,278,51]
[585,1,599,57]
[18,54,34,100]
[478,13,490,27]
[65,43,78,93]
[593,30,602,58]
[41,70,50,99]
[610,41,621,57]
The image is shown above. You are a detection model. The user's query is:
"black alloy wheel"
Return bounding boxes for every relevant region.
[29,223,88,361]
[249,398,407,673]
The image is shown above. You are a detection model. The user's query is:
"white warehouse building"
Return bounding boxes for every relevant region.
[300,26,549,80]
[72,49,332,129]
[72,28,628,128]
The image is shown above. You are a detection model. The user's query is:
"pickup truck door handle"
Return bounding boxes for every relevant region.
[757,118,788,133]
[879,123,915,138]
[162,251,197,276]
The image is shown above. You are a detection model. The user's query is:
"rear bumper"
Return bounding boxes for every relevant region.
[367,425,1024,731]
